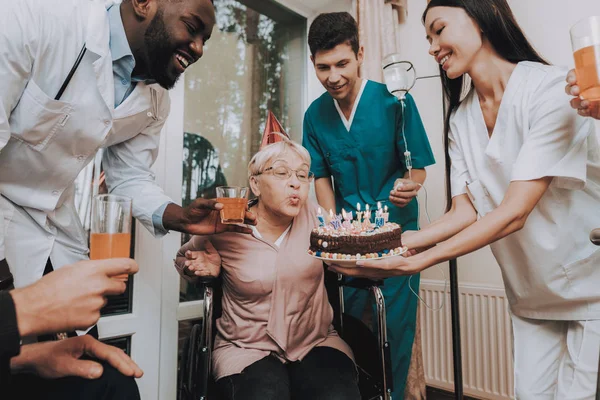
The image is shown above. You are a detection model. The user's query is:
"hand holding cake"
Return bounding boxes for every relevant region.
[328,251,426,279]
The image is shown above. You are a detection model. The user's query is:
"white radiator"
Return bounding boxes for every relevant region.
[419,280,514,400]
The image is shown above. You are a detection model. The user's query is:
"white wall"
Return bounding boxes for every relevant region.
[509,0,600,138]
[398,0,600,288]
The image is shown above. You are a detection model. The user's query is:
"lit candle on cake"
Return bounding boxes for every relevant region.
[317,207,325,227]
[336,213,344,230]
[373,203,382,227]
[362,204,372,230]
[354,203,363,230]
[342,209,353,230]
[383,205,389,223]
[375,203,384,228]
[356,203,363,222]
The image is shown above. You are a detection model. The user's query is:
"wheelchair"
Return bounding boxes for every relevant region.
[178,266,394,400]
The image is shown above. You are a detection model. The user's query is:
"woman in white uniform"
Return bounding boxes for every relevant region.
[331,0,600,398]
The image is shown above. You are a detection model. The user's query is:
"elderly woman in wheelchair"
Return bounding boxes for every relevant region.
[174,136,361,400]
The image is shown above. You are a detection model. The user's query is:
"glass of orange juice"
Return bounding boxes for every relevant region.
[216,186,248,224]
[571,16,600,101]
[90,194,132,280]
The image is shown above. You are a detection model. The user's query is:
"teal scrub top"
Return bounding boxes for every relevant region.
[302,80,435,230]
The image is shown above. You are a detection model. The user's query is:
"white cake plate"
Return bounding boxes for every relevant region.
[310,247,408,268]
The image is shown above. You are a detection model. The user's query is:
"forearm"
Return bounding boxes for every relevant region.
[102,117,172,235]
[10,286,45,337]
[417,205,524,266]
[404,204,476,250]
[315,177,336,212]
[404,168,426,186]
[403,195,476,249]
[163,203,187,232]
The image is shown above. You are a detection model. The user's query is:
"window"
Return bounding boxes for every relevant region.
[179,0,306,301]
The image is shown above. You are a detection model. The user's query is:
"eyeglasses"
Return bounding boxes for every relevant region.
[255,166,315,183]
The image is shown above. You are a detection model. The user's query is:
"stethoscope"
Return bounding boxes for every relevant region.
[55,44,87,101]
[56,43,159,119]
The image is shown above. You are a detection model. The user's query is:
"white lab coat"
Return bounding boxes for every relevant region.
[0,0,172,287]
[449,61,600,320]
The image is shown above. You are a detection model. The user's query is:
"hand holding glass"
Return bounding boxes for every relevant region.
[216,186,248,224]
[571,16,600,101]
[90,195,132,281]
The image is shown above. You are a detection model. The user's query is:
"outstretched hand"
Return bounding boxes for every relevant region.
[328,252,428,279]
[163,199,257,235]
[178,240,221,280]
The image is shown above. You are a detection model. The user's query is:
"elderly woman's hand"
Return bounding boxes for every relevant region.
[178,241,221,280]
[566,69,600,120]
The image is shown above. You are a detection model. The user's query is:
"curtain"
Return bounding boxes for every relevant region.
[357,0,400,82]
[356,1,427,398]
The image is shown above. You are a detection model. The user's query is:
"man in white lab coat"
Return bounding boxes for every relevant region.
[0,0,253,398]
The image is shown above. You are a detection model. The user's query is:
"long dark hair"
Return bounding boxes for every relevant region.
[422,0,549,210]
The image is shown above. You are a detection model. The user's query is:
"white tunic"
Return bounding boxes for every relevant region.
[450,61,600,320]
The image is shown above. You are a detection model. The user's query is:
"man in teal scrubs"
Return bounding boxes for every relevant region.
[302,12,435,398]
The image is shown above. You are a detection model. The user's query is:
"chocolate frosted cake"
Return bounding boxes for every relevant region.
[308,214,404,261]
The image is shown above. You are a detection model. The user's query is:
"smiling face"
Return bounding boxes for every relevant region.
[311,43,363,102]
[138,0,215,89]
[250,151,310,220]
[425,6,484,79]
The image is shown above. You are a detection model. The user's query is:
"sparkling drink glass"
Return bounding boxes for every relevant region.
[571,16,600,101]
[216,186,248,224]
[90,194,132,280]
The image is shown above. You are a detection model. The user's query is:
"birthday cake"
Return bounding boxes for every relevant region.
[308,205,404,260]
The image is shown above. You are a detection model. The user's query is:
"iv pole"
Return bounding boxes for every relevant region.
[383,55,464,399]
[442,91,464,400]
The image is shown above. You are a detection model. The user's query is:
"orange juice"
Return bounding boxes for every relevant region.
[90,232,131,280]
[574,44,600,101]
[217,197,246,224]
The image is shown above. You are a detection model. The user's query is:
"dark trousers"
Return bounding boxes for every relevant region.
[216,346,361,400]
[7,360,140,400]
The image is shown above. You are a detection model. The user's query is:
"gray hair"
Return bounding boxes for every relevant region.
[248,134,311,178]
